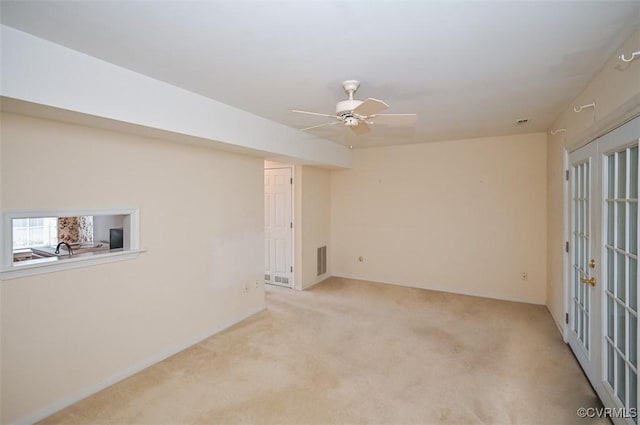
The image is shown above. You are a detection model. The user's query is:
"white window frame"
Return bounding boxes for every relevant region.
[12,216,59,249]
[1,208,144,280]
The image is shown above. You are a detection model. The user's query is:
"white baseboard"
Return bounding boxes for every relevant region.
[331,273,546,305]
[301,273,330,290]
[15,305,266,425]
[547,306,564,338]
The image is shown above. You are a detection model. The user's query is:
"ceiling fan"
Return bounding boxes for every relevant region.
[293,80,417,135]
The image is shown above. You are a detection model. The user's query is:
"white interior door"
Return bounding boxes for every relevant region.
[568,116,639,425]
[264,167,293,288]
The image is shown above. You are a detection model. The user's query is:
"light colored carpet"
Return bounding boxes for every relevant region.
[39,277,605,425]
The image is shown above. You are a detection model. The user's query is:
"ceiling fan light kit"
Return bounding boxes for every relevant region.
[293,80,417,136]
[344,116,359,126]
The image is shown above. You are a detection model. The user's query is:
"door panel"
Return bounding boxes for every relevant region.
[568,141,599,382]
[264,167,293,288]
[598,118,639,425]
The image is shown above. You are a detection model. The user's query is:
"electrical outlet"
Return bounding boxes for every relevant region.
[245,282,249,292]
[521,272,528,281]
[255,280,259,289]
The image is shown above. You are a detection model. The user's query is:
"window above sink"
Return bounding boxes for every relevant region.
[1,208,143,280]
[12,216,59,250]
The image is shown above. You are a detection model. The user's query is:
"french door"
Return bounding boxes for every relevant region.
[568,140,600,385]
[568,116,639,425]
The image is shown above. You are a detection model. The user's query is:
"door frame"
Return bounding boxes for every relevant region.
[563,148,571,342]
[264,163,295,289]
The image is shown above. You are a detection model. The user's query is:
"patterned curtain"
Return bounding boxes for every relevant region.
[58,216,93,243]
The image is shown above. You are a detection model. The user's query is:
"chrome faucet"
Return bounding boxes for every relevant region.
[54,241,73,256]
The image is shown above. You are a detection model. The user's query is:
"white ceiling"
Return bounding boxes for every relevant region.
[1,1,639,148]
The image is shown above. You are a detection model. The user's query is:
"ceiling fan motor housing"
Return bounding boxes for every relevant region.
[336,99,363,116]
[337,79,364,116]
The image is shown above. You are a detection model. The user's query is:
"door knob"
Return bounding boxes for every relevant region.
[581,276,596,286]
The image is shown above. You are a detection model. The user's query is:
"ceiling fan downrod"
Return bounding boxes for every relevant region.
[342,80,360,100]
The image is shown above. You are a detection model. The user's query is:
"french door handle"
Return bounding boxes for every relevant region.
[581,277,596,286]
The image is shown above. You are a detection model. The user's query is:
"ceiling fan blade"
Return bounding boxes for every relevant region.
[371,114,417,126]
[353,98,389,117]
[350,121,371,135]
[292,110,339,118]
[300,121,340,131]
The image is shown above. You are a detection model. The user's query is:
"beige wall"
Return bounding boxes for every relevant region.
[299,166,331,289]
[1,113,265,424]
[546,30,640,329]
[331,133,547,304]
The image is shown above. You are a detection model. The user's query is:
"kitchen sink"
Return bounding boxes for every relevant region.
[31,243,110,258]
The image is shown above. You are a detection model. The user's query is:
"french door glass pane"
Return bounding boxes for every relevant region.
[630,369,637,417]
[576,304,581,334]
[608,202,615,245]
[580,268,585,306]
[585,162,590,198]
[631,257,637,312]
[617,252,626,302]
[618,201,626,249]
[631,146,638,198]
[586,203,590,240]
[630,314,637,366]
[585,280,590,314]
[617,302,626,352]
[608,342,615,386]
[616,355,626,402]
[631,202,638,255]
[584,311,589,349]
[574,283,580,335]
[617,353,626,402]
[572,278,580,334]
[579,318,584,340]
[608,296,615,339]
[607,248,615,291]
[583,236,588,272]
[609,154,616,198]
[619,150,627,198]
